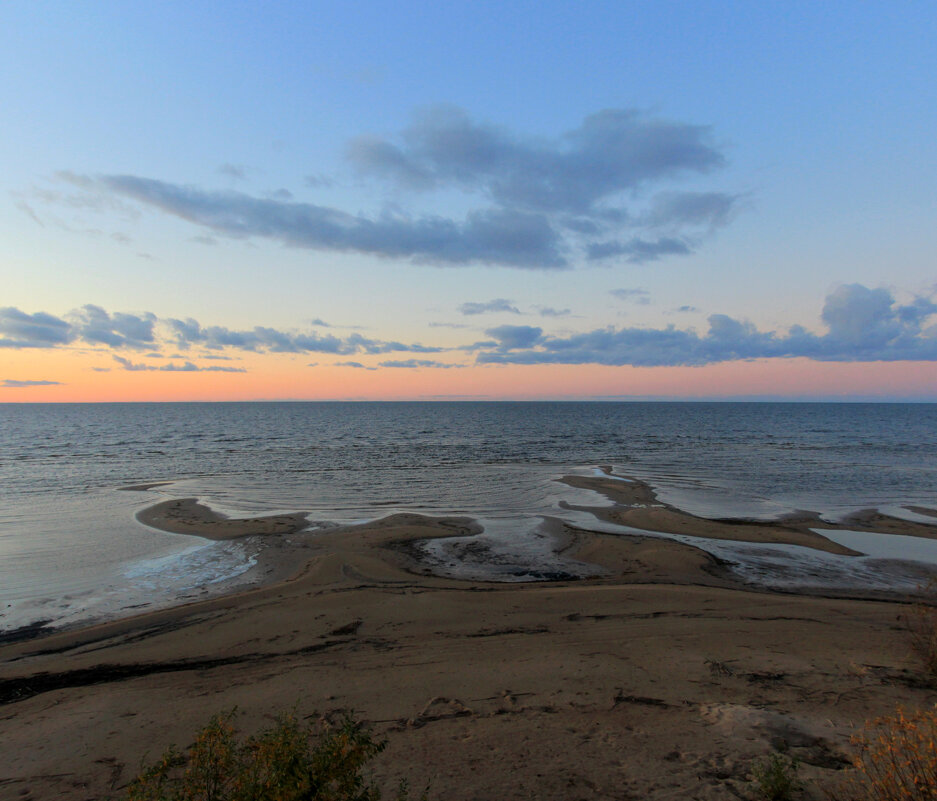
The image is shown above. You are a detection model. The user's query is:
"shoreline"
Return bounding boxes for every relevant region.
[3,493,937,799]
[5,471,937,798]
[8,469,937,648]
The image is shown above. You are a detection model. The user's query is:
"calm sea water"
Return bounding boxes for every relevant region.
[2,402,936,633]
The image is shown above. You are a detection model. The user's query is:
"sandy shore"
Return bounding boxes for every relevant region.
[3,474,937,800]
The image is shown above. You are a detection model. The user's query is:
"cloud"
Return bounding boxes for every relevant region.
[164,318,440,356]
[16,201,44,227]
[72,107,737,270]
[476,285,937,366]
[675,305,699,313]
[0,307,73,348]
[379,359,462,368]
[484,325,544,350]
[1,305,438,360]
[588,237,691,263]
[429,321,469,329]
[113,356,246,373]
[537,307,571,318]
[610,288,651,304]
[218,163,247,180]
[458,298,520,315]
[68,305,157,349]
[2,379,62,387]
[336,361,377,370]
[644,191,739,230]
[98,175,565,269]
[348,106,726,214]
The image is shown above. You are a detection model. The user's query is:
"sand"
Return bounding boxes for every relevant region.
[3,474,937,800]
[135,497,310,540]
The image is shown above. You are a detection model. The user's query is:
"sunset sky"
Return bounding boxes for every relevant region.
[2,2,936,401]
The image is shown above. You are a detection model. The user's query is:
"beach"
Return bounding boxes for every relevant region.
[3,472,937,800]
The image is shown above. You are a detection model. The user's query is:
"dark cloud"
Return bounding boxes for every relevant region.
[99,175,565,269]
[0,308,72,348]
[165,318,440,356]
[588,237,691,263]
[0,305,436,360]
[459,298,520,315]
[484,325,544,350]
[675,305,699,313]
[379,359,462,368]
[477,285,937,366]
[610,288,651,304]
[348,106,725,214]
[75,107,737,270]
[336,361,377,370]
[2,379,62,387]
[69,305,156,349]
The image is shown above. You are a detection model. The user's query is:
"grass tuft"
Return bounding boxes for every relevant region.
[751,752,802,801]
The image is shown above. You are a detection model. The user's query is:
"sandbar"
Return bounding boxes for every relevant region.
[136,497,310,540]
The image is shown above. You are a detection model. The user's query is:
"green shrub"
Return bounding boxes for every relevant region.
[751,752,801,801]
[125,710,416,801]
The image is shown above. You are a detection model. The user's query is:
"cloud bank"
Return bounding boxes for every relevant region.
[3,286,934,371]
[476,285,937,366]
[0,306,441,358]
[2,379,63,388]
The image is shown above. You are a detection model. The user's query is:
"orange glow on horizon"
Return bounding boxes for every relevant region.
[1,348,935,402]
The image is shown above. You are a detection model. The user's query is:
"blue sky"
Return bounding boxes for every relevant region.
[2,1,936,399]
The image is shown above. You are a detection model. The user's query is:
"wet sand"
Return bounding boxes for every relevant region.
[136,498,310,540]
[561,469,937,551]
[3,474,937,800]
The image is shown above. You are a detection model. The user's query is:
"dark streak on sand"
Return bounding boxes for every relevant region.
[0,637,357,706]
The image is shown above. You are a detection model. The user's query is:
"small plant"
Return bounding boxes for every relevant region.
[752,752,801,801]
[833,705,937,801]
[125,710,413,801]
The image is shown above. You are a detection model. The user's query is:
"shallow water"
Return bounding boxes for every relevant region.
[2,401,936,633]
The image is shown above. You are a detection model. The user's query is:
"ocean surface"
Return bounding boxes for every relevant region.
[2,402,936,635]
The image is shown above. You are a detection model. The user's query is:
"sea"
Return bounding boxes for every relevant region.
[2,401,936,637]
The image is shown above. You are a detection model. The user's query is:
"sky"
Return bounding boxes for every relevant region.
[2,1,936,401]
